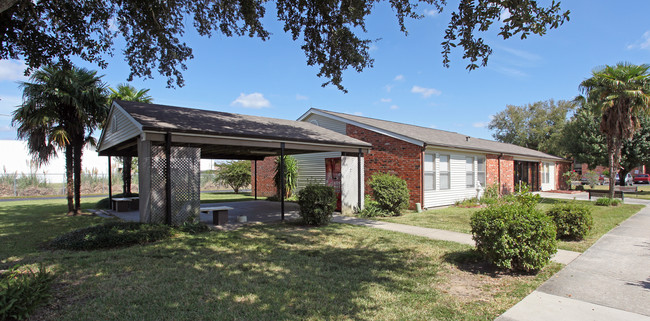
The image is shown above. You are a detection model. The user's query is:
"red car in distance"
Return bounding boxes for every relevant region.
[634,174,650,184]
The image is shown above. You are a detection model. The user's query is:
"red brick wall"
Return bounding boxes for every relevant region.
[556,161,572,190]
[346,124,423,209]
[251,157,277,197]
[485,154,514,194]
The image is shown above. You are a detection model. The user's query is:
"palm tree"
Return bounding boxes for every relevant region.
[13,64,108,214]
[579,62,650,198]
[108,84,153,196]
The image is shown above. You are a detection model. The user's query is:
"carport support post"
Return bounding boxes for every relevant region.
[108,157,112,206]
[254,160,257,200]
[281,143,285,221]
[165,132,172,225]
[358,148,362,210]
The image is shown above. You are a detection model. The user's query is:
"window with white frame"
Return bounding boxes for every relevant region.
[477,157,486,187]
[466,156,475,188]
[440,155,450,189]
[424,153,435,190]
[543,163,550,184]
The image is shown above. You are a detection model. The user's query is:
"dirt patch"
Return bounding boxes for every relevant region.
[436,261,535,303]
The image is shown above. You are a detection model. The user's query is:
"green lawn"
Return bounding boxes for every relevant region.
[1,197,561,320]
[375,199,644,252]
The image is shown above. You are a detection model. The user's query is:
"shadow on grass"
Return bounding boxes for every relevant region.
[442,248,538,277]
[36,224,426,320]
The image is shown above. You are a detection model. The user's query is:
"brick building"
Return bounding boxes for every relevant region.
[253,108,570,210]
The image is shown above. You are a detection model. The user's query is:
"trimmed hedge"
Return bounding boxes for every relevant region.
[368,173,410,216]
[297,184,337,226]
[547,203,593,240]
[47,222,172,251]
[471,202,557,272]
[595,197,621,207]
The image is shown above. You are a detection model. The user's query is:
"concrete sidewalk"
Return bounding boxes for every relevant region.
[497,203,650,320]
[332,216,580,265]
[535,191,650,205]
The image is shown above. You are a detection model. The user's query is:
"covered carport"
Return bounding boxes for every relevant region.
[96,100,371,225]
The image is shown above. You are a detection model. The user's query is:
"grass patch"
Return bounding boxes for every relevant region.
[375,199,643,252]
[1,198,561,320]
[46,222,173,251]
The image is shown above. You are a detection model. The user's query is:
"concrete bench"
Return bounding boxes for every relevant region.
[201,206,234,225]
[111,197,139,212]
[112,198,132,212]
[588,186,637,202]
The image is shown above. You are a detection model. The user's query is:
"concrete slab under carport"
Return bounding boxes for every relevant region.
[103,200,301,228]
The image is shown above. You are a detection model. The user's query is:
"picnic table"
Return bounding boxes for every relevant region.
[587,186,637,202]
[112,197,139,212]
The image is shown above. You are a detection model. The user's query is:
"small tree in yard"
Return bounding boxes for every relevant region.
[215,160,251,194]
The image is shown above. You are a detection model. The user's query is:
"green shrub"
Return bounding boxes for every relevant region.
[0,264,53,320]
[357,196,387,218]
[503,183,541,208]
[546,203,593,240]
[95,193,140,209]
[368,173,410,216]
[47,222,173,251]
[297,184,337,226]
[215,160,251,194]
[177,221,210,234]
[595,197,621,207]
[455,197,481,208]
[470,202,557,272]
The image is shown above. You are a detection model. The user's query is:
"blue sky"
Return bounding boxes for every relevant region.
[1,0,650,142]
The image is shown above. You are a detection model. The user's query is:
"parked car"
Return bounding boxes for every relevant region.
[634,174,650,184]
[598,175,610,185]
[615,173,634,186]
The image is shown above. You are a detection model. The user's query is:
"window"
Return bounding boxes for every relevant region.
[440,155,450,189]
[424,153,435,190]
[543,163,551,184]
[466,157,475,188]
[477,157,486,187]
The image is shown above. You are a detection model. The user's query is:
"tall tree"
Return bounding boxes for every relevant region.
[579,63,650,197]
[1,0,569,91]
[12,64,108,214]
[488,99,576,157]
[108,83,153,196]
[563,105,650,183]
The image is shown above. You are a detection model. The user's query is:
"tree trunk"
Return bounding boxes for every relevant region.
[65,145,74,215]
[74,140,83,214]
[123,157,132,196]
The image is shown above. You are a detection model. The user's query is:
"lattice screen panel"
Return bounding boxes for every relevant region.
[170,147,201,225]
[146,145,201,225]
[149,146,168,224]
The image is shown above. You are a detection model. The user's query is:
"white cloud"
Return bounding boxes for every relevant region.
[394,74,405,81]
[473,122,489,128]
[500,9,512,21]
[390,105,399,110]
[295,94,309,101]
[497,46,541,62]
[369,44,379,51]
[0,60,28,82]
[384,85,393,93]
[491,65,527,78]
[424,9,439,17]
[627,31,650,50]
[411,85,441,98]
[230,92,271,109]
[429,124,437,129]
[380,98,392,103]
[353,112,363,116]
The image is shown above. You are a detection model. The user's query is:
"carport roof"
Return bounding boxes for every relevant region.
[97,101,371,159]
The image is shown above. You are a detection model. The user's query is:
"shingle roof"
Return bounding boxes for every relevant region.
[116,101,371,148]
[311,108,563,160]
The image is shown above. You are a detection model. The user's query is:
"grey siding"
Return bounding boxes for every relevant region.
[423,148,486,208]
[101,108,141,151]
[294,115,347,190]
